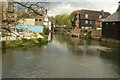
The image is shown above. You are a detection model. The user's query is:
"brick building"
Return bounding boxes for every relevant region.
[73,9,110,30]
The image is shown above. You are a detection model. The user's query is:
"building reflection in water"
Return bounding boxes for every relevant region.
[70,37,102,56]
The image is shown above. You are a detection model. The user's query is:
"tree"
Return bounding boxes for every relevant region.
[54,14,72,29]
[1,1,48,40]
[70,10,77,28]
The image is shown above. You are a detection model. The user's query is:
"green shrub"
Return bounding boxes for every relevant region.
[43,27,49,35]
[2,37,48,48]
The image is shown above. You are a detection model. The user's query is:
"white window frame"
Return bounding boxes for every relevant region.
[85,20,88,24]
[85,14,88,18]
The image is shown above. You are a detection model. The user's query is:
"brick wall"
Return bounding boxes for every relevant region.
[91,29,101,38]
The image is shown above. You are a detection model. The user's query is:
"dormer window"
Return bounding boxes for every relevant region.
[35,19,38,21]
[85,14,88,18]
[39,19,42,21]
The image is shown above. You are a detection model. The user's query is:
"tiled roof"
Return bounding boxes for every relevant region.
[79,9,110,20]
[103,11,120,22]
[103,3,120,22]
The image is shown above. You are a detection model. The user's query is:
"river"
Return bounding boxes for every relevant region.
[2,33,119,78]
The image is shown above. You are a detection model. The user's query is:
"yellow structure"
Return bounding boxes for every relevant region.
[35,15,44,26]
[18,14,44,26]
[19,18,35,26]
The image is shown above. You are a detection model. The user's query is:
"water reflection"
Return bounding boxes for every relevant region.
[2,33,119,78]
[48,32,53,42]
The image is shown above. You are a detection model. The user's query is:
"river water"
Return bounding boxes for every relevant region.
[2,33,119,78]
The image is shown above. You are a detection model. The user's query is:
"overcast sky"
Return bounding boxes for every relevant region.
[1,0,119,16]
[46,0,120,16]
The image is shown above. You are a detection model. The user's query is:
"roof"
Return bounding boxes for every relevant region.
[22,13,44,19]
[103,11,120,22]
[103,2,120,22]
[79,9,110,20]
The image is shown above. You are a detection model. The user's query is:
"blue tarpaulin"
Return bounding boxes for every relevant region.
[15,25,44,33]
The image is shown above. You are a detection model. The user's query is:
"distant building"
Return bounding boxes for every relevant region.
[18,13,44,33]
[43,10,49,27]
[0,2,17,31]
[19,13,44,26]
[71,9,110,38]
[73,9,110,30]
[35,14,44,26]
[43,10,54,30]
[102,2,120,41]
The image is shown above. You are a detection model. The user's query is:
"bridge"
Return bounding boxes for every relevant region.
[54,26,66,32]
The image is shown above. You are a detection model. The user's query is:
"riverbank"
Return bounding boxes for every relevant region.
[2,37,48,49]
[1,31,49,49]
[64,31,120,45]
[101,38,120,44]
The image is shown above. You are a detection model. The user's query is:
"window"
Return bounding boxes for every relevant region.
[106,23,108,26]
[85,20,88,24]
[35,19,38,21]
[113,22,115,25]
[40,14,43,16]
[81,26,85,29]
[90,21,92,24]
[85,14,88,18]
[39,19,42,21]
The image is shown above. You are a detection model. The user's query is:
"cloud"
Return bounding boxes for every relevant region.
[47,1,119,16]
[1,0,118,16]
[48,2,94,16]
